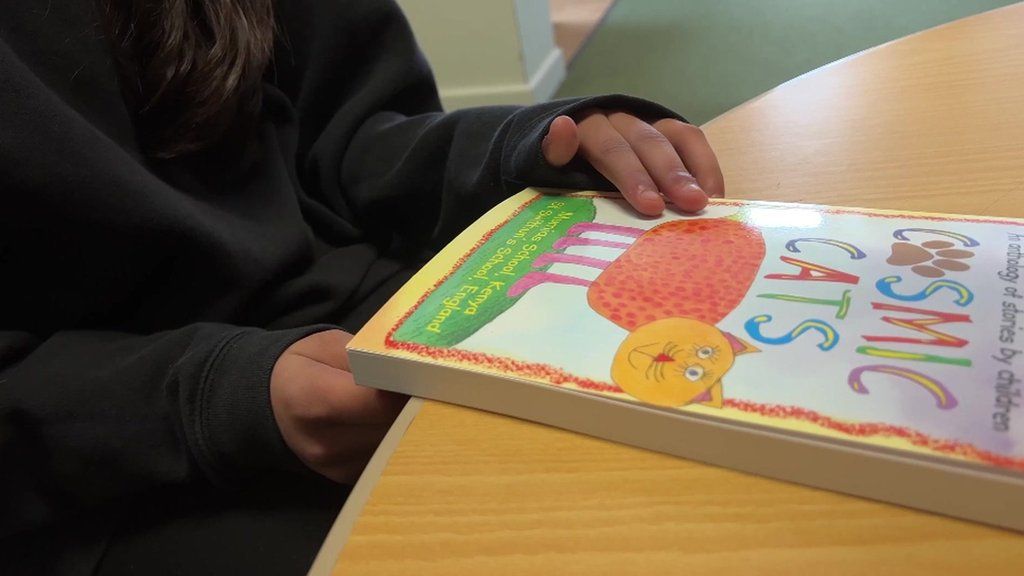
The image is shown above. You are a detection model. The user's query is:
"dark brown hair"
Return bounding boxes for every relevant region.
[99,0,275,158]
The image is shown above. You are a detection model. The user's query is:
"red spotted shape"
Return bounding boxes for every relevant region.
[588,218,766,330]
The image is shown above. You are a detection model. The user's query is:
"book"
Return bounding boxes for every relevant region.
[347,189,1024,531]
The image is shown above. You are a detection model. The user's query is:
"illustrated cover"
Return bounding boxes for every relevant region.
[348,189,1024,526]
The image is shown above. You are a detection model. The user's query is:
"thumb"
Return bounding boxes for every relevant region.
[542,115,579,167]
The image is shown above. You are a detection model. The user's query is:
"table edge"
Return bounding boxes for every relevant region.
[306,397,425,576]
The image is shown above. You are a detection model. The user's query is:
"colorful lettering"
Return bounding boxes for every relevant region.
[892,228,979,248]
[856,346,972,367]
[757,290,853,319]
[744,315,839,351]
[863,302,971,347]
[764,256,860,285]
[848,365,958,410]
[785,238,867,260]
[875,276,974,307]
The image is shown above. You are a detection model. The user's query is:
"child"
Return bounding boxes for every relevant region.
[0,0,724,573]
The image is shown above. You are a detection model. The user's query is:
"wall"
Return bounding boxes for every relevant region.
[396,0,566,109]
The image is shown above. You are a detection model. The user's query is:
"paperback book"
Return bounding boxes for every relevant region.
[348,189,1024,530]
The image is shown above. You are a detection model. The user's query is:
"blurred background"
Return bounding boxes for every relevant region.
[399,0,1017,124]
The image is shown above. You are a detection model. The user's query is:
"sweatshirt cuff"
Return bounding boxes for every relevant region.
[502,94,689,192]
[193,325,335,484]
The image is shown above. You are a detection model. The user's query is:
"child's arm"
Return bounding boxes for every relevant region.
[0,324,331,536]
[271,0,720,247]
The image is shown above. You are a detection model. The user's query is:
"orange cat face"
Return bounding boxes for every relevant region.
[611,318,757,408]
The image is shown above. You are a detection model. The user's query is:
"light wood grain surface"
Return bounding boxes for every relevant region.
[331,4,1024,575]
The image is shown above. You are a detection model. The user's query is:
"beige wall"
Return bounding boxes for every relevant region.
[397,0,566,109]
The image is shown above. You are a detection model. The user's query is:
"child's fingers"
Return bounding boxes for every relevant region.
[607,112,707,214]
[653,119,725,198]
[541,115,580,167]
[284,329,353,371]
[314,442,382,484]
[310,366,405,426]
[576,112,665,216]
[273,353,405,426]
[291,422,390,484]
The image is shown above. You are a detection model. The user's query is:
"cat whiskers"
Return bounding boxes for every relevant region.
[629,343,659,370]
[635,342,681,383]
[645,357,668,383]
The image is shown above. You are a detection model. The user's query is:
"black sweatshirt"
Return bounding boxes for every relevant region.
[1,0,683,552]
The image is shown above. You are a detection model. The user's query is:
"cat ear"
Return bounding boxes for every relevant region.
[697,380,724,408]
[724,332,760,356]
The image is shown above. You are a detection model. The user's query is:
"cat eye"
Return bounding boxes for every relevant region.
[684,365,704,381]
[696,346,713,360]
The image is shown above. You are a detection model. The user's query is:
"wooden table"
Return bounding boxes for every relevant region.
[312,5,1024,574]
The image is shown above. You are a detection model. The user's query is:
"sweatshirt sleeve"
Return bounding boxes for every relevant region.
[0,323,327,537]
[271,0,688,247]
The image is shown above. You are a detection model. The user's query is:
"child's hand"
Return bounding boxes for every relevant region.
[542,111,724,216]
[270,330,407,483]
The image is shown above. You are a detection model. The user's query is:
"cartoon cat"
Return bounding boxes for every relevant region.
[508,217,764,408]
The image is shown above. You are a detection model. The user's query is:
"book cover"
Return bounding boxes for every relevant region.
[348,189,1024,529]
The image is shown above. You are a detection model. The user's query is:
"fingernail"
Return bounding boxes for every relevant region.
[684,182,706,196]
[639,187,662,202]
[674,171,699,186]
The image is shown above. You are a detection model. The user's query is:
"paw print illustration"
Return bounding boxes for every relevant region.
[887,240,974,278]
